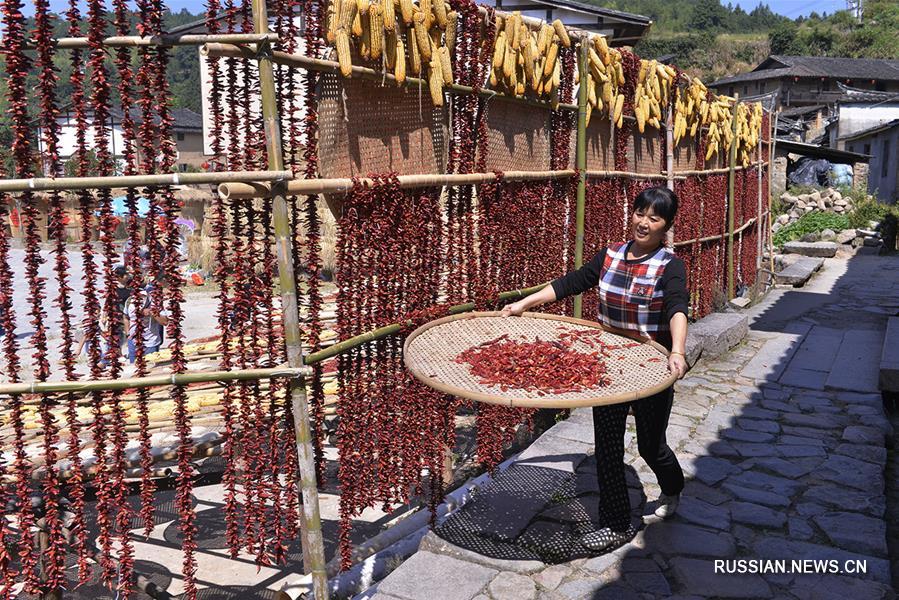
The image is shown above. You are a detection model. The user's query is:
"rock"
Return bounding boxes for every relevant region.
[789,209,801,219]
[676,496,732,530]
[842,425,885,445]
[783,241,838,257]
[802,485,885,517]
[771,222,782,233]
[777,214,790,225]
[376,552,498,600]
[533,565,571,591]
[726,470,802,497]
[797,193,811,203]
[812,512,888,556]
[687,313,748,360]
[791,575,896,600]
[804,205,814,212]
[781,193,798,204]
[721,482,790,507]
[643,522,736,557]
[624,570,671,596]
[669,557,772,598]
[836,228,856,244]
[831,190,842,201]
[819,228,836,240]
[795,199,808,209]
[834,198,848,206]
[789,517,815,540]
[833,205,845,213]
[864,236,883,247]
[489,572,537,600]
[809,190,822,201]
[753,538,891,583]
[816,199,827,210]
[729,501,787,528]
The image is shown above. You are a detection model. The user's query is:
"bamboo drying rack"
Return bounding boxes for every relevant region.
[0,5,774,599]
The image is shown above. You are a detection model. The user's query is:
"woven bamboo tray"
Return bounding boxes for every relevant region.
[403,311,676,408]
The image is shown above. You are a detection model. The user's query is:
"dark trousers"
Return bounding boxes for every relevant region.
[592,386,684,531]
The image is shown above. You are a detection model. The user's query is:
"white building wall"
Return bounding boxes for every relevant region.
[200,16,307,156]
[835,103,899,148]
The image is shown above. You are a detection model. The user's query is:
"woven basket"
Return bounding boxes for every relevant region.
[403,311,675,408]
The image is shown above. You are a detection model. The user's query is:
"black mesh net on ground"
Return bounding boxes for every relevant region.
[434,458,646,564]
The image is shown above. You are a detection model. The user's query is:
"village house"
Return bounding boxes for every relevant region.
[710,55,899,110]
[35,105,207,175]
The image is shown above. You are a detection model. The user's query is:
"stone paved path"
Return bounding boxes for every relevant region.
[360,251,899,600]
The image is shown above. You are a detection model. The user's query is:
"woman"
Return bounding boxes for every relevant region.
[502,186,689,554]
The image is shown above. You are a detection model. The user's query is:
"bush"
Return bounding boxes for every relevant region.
[773,212,850,247]
[847,196,890,230]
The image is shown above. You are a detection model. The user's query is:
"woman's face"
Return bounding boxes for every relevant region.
[631,204,669,246]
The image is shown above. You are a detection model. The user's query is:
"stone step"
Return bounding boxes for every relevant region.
[775,257,825,287]
[825,329,885,393]
[783,241,839,257]
[881,317,899,392]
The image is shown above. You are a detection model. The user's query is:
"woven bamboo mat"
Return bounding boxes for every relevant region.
[404,311,675,408]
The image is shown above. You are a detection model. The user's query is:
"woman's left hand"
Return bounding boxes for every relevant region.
[668,352,688,379]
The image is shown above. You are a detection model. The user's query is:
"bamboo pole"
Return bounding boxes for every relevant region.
[28,33,279,49]
[250,0,327,597]
[303,283,548,365]
[665,108,676,248]
[756,122,764,274]
[768,110,777,281]
[218,170,577,199]
[672,162,768,176]
[203,43,579,113]
[572,42,588,319]
[726,94,739,300]
[0,170,291,193]
[0,366,308,396]
[672,217,758,248]
[586,170,675,181]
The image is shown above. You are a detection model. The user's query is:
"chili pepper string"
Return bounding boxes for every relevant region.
[86,0,137,591]
[31,0,72,591]
[1,0,40,591]
[674,175,703,316]
[111,0,156,539]
[152,25,200,597]
[297,0,327,489]
[207,0,243,558]
[63,0,104,584]
[335,178,450,569]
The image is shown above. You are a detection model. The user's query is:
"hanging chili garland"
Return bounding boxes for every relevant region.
[2,0,41,590]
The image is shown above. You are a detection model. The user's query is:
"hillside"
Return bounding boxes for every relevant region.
[593,0,899,81]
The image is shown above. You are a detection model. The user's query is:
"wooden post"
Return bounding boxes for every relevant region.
[665,108,675,246]
[768,109,777,281]
[756,109,764,275]
[572,41,588,319]
[726,94,739,300]
[250,1,329,599]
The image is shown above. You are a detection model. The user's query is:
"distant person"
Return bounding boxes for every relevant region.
[125,283,168,363]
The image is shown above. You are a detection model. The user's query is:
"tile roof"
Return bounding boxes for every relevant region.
[711,55,899,87]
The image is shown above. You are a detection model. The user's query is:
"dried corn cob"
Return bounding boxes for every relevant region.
[369,5,383,60]
[428,57,443,106]
[446,11,457,52]
[543,37,558,77]
[382,0,395,31]
[394,36,406,82]
[433,0,447,29]
[552,19,570,48]
[336,28,353,76]
[399,0,413,24]
[439,45,453,84]
[339,0,357,31]
[413,11,431,61]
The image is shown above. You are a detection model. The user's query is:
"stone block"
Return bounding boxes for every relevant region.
[880,317,899,392]
[688,313,748,360]
[488,572,537,600]
[728,501,787,528]
[376,551,498,600]
[775,257,825,286]
[676,496,732,530]
[642,522,736,557]
[783,241,838,257]
[825,329,885,393]
[812,512,888,556]
[669,557,772,598]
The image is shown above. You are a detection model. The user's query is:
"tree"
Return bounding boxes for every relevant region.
[688,0,730,32]
[768,21,806,55]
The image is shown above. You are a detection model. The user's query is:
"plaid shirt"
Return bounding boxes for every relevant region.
[597,242,674,341]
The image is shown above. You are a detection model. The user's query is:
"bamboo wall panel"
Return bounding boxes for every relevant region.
[583,118,614,171]
[317,74,448,180]
[483,96,552,173]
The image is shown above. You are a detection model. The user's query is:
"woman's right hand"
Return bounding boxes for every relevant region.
[501,300,528,317]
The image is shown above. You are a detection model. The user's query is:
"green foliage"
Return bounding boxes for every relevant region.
[768,21,805,54]
[847,196,890,229]
[773,212,850,247]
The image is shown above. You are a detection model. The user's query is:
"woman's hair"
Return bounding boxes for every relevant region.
[633,186,679,230]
